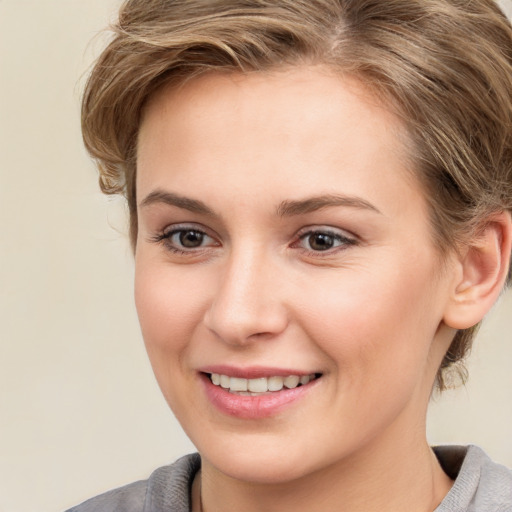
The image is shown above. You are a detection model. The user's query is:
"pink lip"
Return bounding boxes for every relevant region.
[198,369,320,420]
[198,365,316,379]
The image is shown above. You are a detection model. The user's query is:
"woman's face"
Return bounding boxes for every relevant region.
[135,67,457,483]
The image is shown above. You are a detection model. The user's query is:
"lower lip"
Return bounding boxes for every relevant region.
[200,373,318,419]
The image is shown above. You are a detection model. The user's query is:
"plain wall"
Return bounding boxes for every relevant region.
[0,1,511,511]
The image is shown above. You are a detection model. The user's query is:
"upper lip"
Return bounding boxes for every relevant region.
[197,365,321,379]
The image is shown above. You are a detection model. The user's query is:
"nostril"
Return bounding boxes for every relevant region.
[203,307,289,346]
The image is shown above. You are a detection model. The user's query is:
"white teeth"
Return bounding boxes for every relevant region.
[284,375,300,389]
[300,375,310,385]
[268,376,284,391]
[220,374,230,389]
[209,373,318,394]
[230,377,248,392]
[248,378,267,393]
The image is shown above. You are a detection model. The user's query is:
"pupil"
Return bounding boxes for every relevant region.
[180,230,203,248]
[309,233,334,251]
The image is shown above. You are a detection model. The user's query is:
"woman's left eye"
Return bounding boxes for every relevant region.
[295,229,356,253]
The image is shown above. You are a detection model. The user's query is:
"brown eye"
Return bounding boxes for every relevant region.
[307,233,335,251]
[161,228,218,252]
[297,229,356,253]
[179,230,204,248]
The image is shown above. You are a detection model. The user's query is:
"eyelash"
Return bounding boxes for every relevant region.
[150,225,358,256]
[150,225,218,255]
[293,228,358,256]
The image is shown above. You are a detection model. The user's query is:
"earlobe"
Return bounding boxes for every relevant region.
[443,211,512,330]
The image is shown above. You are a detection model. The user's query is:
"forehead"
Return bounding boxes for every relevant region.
[137,66,420,218]
[140,67,404,144]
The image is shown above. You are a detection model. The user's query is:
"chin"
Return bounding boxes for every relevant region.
[206,451,313,484]
[194,430,342,485]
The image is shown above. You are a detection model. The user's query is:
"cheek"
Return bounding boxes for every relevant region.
[134,260,214,420]
[134,261,207,368]
[295,260,443,386]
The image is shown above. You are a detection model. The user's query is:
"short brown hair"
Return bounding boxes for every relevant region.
[82,0,512,390]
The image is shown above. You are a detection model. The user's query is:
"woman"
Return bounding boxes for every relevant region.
[69,0,512,510]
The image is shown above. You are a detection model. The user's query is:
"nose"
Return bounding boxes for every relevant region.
[203,248,289,346]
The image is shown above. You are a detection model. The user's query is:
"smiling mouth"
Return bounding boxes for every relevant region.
[207,373,322,395]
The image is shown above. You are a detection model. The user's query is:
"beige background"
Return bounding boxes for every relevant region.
[0,1,511,511]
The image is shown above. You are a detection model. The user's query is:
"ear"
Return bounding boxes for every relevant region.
[443,211,512,330]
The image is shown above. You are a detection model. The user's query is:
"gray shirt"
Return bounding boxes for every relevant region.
[66,446,512,511]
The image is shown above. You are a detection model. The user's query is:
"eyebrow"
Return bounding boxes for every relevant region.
[139,190,381,217]
[276,194,381,217]
[139,190,215,216]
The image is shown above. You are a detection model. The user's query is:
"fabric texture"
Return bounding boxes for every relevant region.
[66,446,511,512]
[434,446,512,512]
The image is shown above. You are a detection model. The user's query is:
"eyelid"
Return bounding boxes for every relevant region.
[291,225,358,254]
[294,225,357,242]
[150,222,220,249]
[163,222,204,235]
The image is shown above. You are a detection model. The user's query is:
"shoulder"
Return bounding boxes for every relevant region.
[65,453,201,512]
[65,480,148,512]
[435,445,512,512]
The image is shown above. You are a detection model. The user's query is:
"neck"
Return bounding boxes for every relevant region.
[196,427,452,512]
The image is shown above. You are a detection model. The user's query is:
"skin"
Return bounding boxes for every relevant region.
[134,67,460,512]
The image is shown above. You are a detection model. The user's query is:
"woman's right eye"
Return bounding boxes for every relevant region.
[170,229,208,248]
[152,226,219,253]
